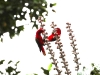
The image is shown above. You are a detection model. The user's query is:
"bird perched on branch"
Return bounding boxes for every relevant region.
[35,27,46,56]
[47,28,61,41]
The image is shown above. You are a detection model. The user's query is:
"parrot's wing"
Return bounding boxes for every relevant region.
[48,34,56,42]
[35,38,46,56]
[35,38,41,52]
[51,37,56,41]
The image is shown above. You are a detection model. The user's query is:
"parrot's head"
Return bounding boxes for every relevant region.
[55,28,61,35]
[52,28,61,35]
[37,27,45,34]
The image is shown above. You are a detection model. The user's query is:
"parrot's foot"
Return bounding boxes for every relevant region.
[43,38,45,42]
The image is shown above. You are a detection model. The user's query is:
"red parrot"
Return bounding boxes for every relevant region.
[47,28,61,42]
[35,28,46,56]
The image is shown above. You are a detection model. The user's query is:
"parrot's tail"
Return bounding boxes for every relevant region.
[41,46,46,56]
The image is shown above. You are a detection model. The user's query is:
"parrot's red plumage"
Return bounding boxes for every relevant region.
[35,28,46,56]
[47,28,61,41]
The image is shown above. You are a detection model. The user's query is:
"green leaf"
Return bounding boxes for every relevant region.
[15,61,20,66]
[0,71,3,74]
[8,60,12,64]
[41,67,49,75]
[82,66,86,71]
[6,66,14,74]
[44,18,46,22]
[18,26,24,31]
[1,38,3,42]
[0,0,56,38]
[52,9,56,13]
[48,63,52,71]
[0,60,5,65]
[16,71,21,75]
[16,26,24,35]
[50,3,56,7]
[9,29,15,39]
[34,73,38,75]
[34,24,38,29]
[91,63,95,67]
[32,21,38,29]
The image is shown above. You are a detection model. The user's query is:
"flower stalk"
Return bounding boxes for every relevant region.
[66,22,81,71]
[50,22,71,75]
[38,17,62,75]
[37,16,81,74]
